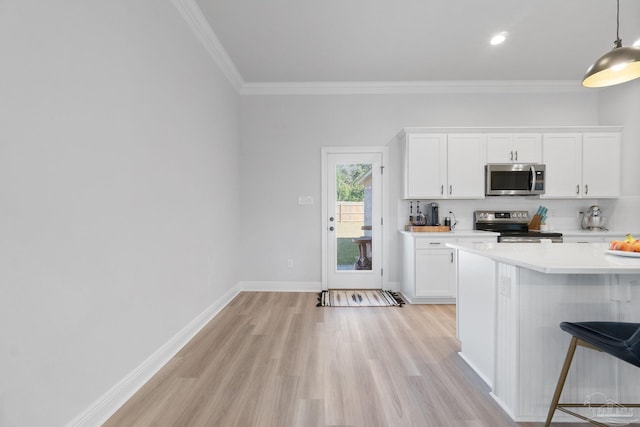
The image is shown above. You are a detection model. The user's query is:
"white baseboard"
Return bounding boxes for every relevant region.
[64,283,243,427]
[457,351,493,389]
[239,281,321,292]
[238,281,399,292]
[400,291,456,304]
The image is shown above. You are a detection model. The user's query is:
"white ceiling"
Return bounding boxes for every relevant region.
[194,0,640,84]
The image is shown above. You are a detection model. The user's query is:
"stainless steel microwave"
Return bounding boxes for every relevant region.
[485,164,545,196]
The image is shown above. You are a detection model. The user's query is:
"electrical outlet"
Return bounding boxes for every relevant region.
[287,259,294,268]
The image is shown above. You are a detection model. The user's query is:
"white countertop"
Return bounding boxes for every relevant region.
[448,242,640,274]
[558,229,639,237]
[399,230,499,238]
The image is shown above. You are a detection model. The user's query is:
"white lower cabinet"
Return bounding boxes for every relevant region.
[415,247,455,298]
[401,233,497,304]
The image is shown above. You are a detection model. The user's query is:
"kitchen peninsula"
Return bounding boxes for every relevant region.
[450,242,640,423]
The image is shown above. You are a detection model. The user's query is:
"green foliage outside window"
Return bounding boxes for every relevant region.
[336,164,371,202]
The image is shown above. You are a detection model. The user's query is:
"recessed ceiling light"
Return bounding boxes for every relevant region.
[490,32,507,46]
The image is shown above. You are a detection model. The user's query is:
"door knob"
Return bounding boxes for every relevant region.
[329,226,335,231]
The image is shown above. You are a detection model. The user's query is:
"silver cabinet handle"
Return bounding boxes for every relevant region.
[515,150,518,161]
[429,242,442,245]
[450,252,454,263]
[449,185,452,195]
[440,184,444,195]
[585,184,589,195]
[576,185,580,194]
[510,151,513,161]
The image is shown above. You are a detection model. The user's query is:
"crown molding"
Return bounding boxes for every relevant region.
[240,80,587,96]
[168,2,589,97]
[171,0,244,91]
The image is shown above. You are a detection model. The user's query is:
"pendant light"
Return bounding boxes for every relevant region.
[582,0,640,88]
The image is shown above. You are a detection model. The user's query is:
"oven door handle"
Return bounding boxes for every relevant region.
[529,165,536,192]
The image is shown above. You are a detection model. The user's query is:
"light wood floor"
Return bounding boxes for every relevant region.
[103,292,589,426]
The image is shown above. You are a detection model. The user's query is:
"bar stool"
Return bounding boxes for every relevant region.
[545,321,640,426]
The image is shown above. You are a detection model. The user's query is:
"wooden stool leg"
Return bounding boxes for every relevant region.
[545,336,579,427]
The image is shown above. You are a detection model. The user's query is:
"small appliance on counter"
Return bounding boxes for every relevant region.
[405,202,449,232]
[580,205,608,230]
[426,202,439,226]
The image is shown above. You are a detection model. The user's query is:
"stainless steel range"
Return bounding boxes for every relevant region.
[474,210,563,243]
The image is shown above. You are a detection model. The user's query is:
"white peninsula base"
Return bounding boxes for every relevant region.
[453,243,640,423]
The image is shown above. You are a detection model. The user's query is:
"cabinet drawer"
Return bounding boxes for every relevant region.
[415,237,454,249]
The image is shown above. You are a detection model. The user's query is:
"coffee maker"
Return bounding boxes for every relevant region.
[427,202,439,226]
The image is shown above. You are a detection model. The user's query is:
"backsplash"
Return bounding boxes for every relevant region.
[397,197,625,231]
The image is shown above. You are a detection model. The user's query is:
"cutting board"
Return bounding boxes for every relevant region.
[405,225,451,232]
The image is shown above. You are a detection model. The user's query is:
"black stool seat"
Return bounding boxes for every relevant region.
[560,321,640,368]
[545,321,640,426]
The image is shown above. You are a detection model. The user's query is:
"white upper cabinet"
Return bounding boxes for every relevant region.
[401,133,447,199]
[401,132,485,199]
[542,132,621,198]
[486,133,542,164]
[399,128,620,200]
[542,133,582,198]
[447,134,487,198]
[581,133,621,198]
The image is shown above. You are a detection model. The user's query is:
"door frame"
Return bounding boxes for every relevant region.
[321,146,389,291]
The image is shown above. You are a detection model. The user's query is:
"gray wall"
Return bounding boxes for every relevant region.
[239,91,607,286]
[2,1,639,425]
[0,1,240,425]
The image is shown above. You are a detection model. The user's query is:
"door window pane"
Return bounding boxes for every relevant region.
[335,163,372,271]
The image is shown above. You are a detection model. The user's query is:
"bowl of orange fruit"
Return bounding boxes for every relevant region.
[607,234,640,257]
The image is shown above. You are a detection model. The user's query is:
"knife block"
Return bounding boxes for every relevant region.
[529,214,542,230]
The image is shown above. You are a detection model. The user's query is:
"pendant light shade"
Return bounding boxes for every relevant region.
[582,0,640,88]
[583,42,640,87]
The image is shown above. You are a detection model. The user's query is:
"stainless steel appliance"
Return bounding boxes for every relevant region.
[474,210,563,243]
[580,205,608,230]
[485,164,545,196]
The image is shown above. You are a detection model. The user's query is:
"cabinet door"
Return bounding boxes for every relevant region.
[513,133,542,163]
[403,134,447,198]
[415,249,456,297]
[447,134,486,198]
[542,133,582,198]
[486,134,514,163]
[486,133,541,163]
[582,133,621,198]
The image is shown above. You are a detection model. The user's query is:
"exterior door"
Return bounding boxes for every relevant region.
[322,149,384,290]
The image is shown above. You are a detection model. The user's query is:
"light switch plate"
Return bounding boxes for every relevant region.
[298,196,314,205]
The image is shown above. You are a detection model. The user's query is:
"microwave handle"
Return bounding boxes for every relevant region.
[530,165,536,192]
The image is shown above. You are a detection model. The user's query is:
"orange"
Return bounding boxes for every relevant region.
[619,242,632,252]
